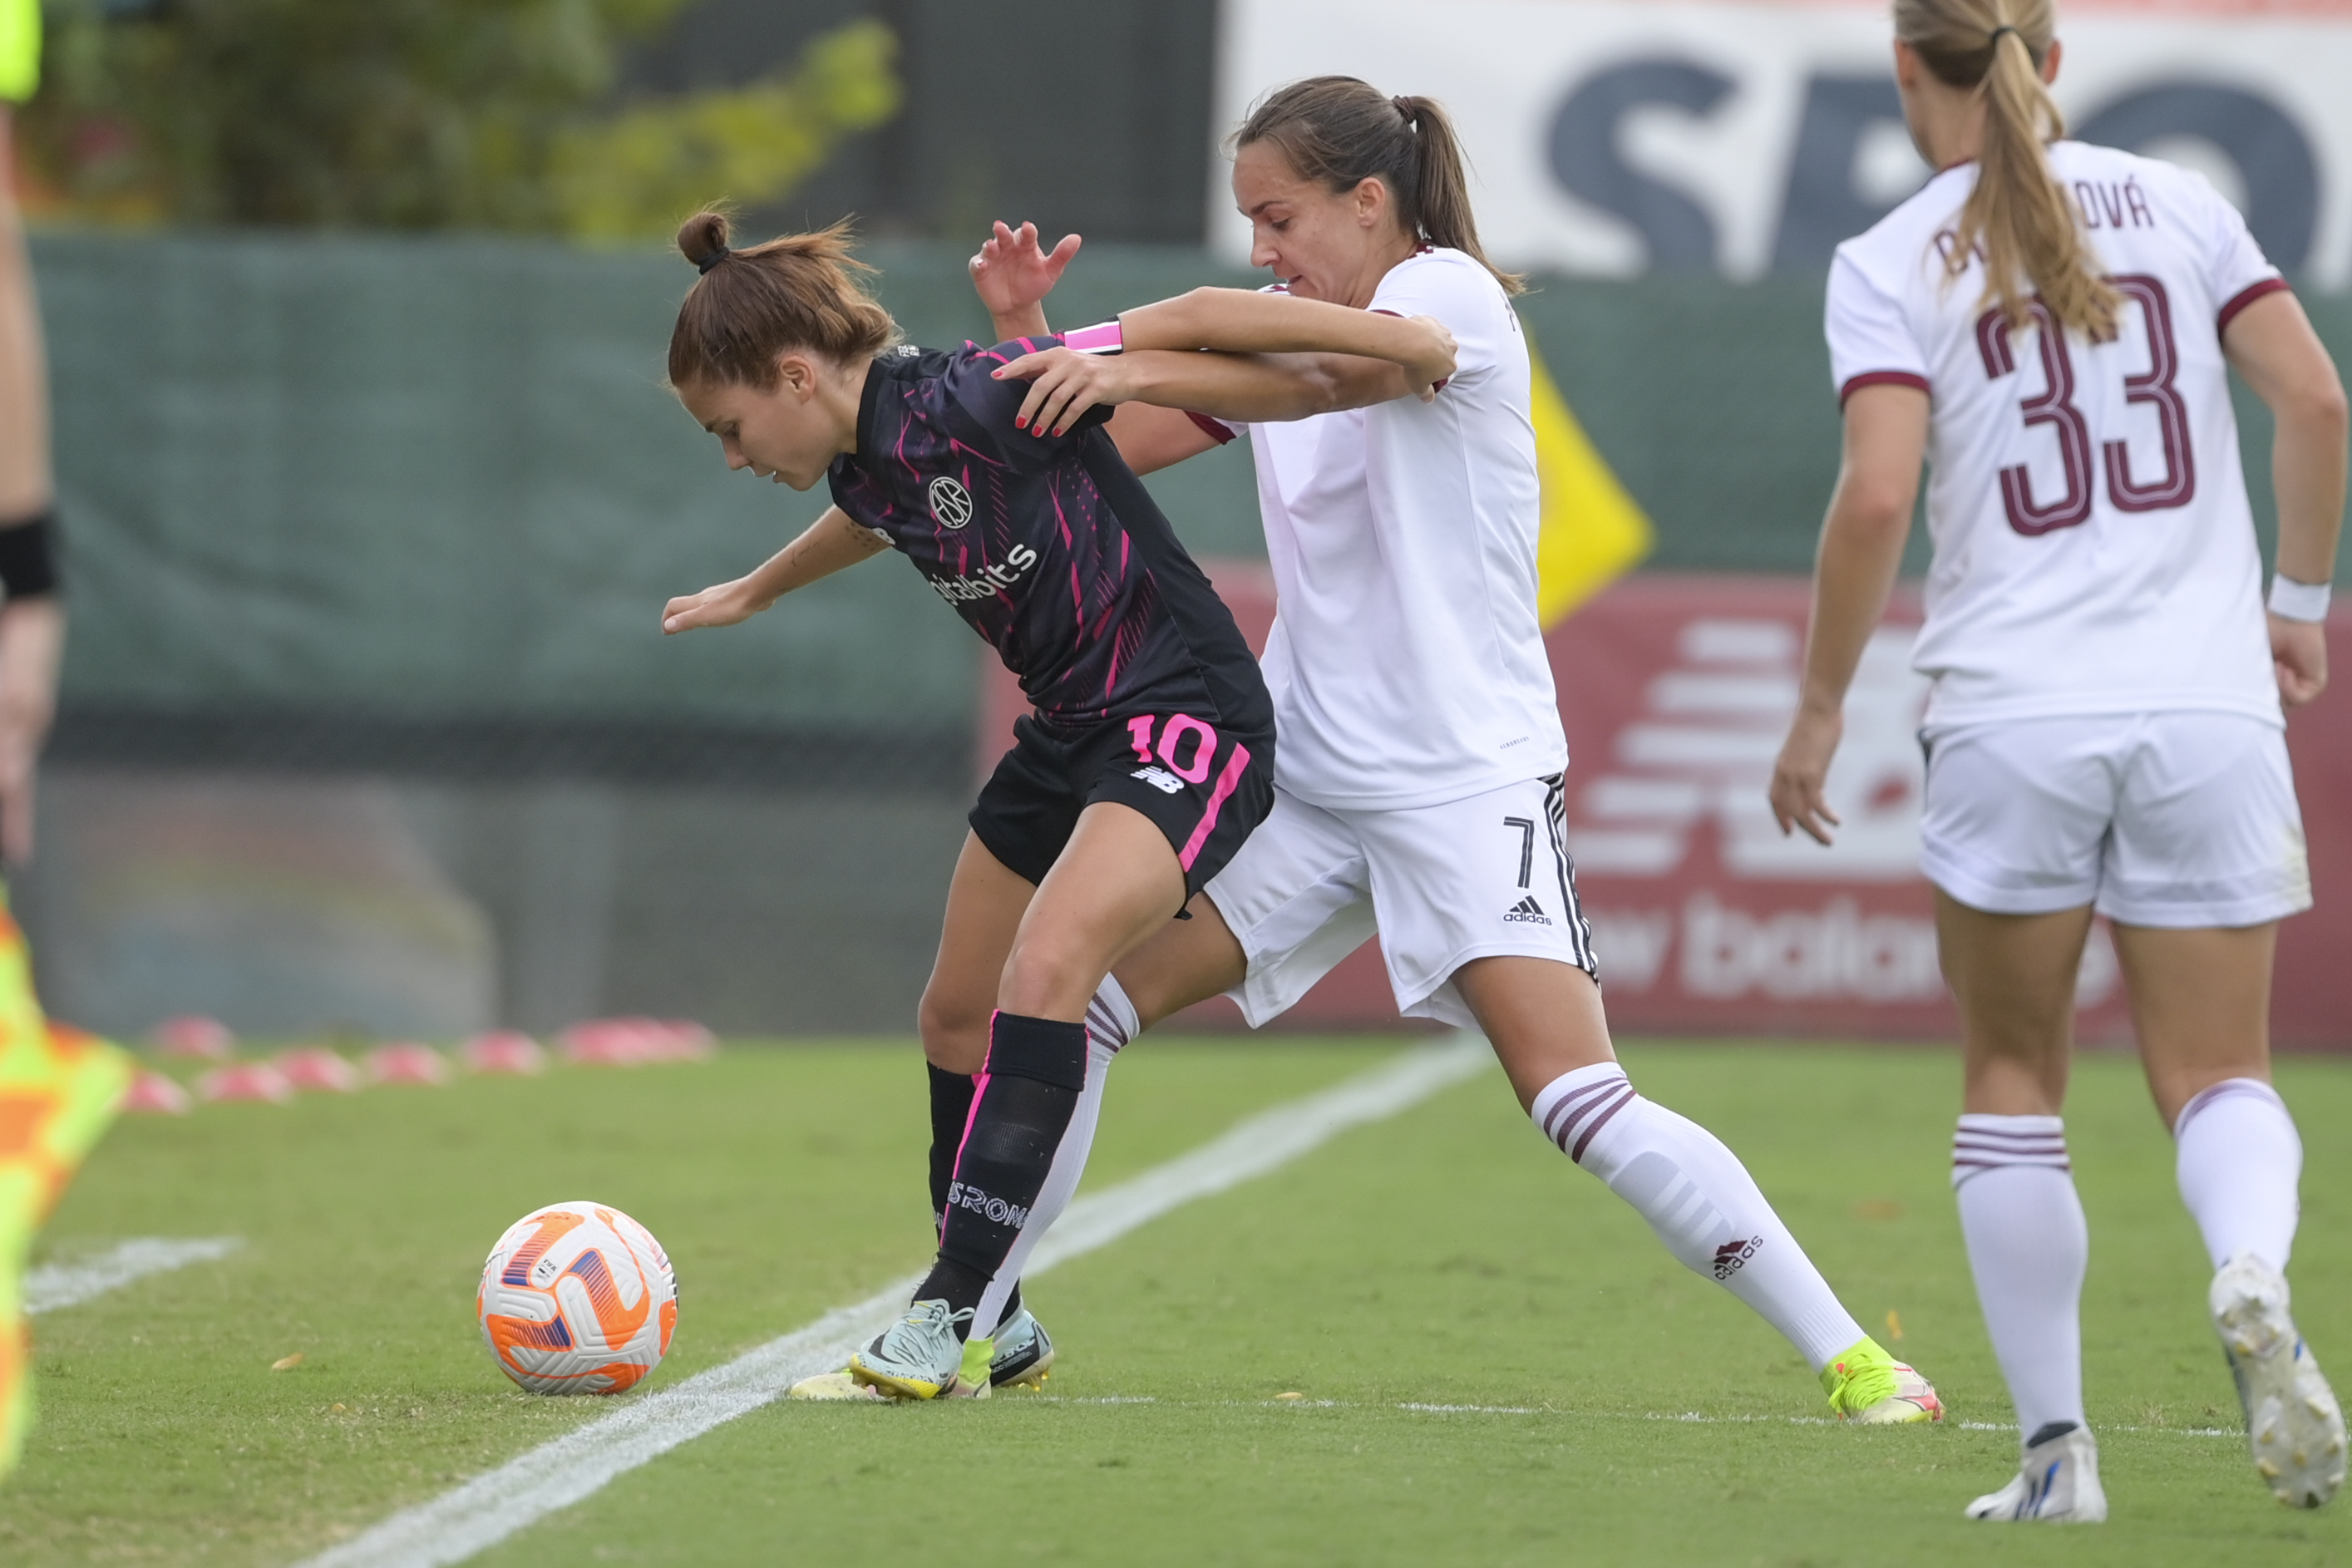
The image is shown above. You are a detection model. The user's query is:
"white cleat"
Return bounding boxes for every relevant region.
[2212,1251,2347,1509]
[1965,1423,2107,1522]
[848,1299,986,1401]
[988,1306,1055,1391]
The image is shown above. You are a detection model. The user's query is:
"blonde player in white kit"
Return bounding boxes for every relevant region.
[971,76,1942,1427]
[1770,0,2349,1521]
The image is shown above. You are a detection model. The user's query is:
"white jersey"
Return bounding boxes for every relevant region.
[1827,140,2288,732]
[1204,247,1562,811]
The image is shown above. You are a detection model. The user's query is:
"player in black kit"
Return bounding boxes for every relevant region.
[657,212,1454,1399]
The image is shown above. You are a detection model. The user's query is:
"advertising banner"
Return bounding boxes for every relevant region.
[1213,0,2352,289]
[979,568,2352,1046]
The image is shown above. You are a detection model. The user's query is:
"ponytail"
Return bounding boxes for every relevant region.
[1233,76,1524,297]
[1896,0,2117,339]
[668,210,901,389]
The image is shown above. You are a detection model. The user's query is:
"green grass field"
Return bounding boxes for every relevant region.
[7,1037,2351,1566]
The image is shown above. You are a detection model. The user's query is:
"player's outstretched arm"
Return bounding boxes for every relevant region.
[662,505,889,635]
[2225,289,2347,707]
[995,345,1412,443]
[969,220,1077,345]
[1769,382,1927,846]
[964,222,1233,475]
[1121,287,1457,396]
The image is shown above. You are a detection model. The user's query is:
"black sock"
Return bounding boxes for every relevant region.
[926,1063,977,1231]
[917,1012,1086,1326]
[927,1062,1023,1324]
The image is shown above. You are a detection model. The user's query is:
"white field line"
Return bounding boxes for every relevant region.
[27,1237,244,1314]
[1013,1397,2235,1437]
[298,1037,1492,1568]
[1287,1401,2235,1437]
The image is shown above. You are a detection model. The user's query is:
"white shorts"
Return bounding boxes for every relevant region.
[1919,712,2311,928]
[1204,776,1597,1031]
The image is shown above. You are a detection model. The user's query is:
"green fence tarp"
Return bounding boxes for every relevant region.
[37,232,2350,732]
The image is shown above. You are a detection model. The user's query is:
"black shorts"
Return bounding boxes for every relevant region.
[971,710,1276,902]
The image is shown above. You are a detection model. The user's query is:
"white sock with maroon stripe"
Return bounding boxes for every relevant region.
[1087,974,1140,1058]
[2174,1078,2301,1273]
[1531,1063,1866,1372]
[971,978,1134,1339]
[1953,1114,2087,1438]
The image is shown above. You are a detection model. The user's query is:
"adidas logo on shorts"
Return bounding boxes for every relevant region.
[1503,895,1552,925]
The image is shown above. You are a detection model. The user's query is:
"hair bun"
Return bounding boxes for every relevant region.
[676,210,732,272]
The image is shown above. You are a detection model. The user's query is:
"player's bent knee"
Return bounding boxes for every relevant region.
[998,939,1112,1022]
[916,989,991,1073]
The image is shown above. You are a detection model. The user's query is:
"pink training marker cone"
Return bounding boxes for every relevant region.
[366,1042,448,1086]
[557,1019,645,1067]
[275,1046,362,1093]
[648,1021,717,1063]
[197,1063,293,1105]
[151,1015,234,1060]
[122,1069,193,1116]
[460,1031,547,1076]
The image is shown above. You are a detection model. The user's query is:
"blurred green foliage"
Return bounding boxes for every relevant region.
[19,1,900,237]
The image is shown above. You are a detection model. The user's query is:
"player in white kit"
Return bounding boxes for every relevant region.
[1768,0,2348,1521]
[965,76,1942,1426]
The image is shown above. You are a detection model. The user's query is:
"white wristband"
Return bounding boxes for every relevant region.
[2269,574,2332,623]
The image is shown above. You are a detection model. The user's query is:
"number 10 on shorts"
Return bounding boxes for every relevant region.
[1127,713,1223,784]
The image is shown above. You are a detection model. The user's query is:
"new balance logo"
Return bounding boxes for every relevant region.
[1504,895,1552,925]
[1131,765,1186,795]
[946,1181,1030,1230]
[1713,1235,1763,1280]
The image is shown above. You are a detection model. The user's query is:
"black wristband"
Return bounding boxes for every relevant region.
[0,512,59,600]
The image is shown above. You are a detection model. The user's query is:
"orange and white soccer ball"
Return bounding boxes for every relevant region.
[477,1201,677,1394]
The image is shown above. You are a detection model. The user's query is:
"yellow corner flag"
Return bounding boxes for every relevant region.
[1530,338,1652,628]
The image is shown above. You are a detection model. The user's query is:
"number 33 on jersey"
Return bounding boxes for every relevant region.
[1827,138,2291,733]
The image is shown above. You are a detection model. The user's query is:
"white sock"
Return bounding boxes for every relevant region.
[2174,1078,2300,1273]
[971,987,1131,1337]
[1953,1114,2087,1438]
[1087,974,1140,1058]
[1532,1063,1866,1372]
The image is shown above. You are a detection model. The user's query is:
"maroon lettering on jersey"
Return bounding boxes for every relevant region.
[2072,178,2156,232]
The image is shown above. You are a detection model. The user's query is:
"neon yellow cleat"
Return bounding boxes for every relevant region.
[1823,1337,1946,1424]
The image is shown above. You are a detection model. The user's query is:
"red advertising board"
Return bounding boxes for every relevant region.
[979,567,2352,1048]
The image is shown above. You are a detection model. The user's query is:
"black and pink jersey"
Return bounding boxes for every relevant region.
[829,339,1270,738]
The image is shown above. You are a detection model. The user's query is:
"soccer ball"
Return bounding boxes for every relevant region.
[477,1201,677,1394]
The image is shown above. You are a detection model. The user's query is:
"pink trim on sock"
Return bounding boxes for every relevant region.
[1177,742,1252,870]
[951,1013,1007,1175]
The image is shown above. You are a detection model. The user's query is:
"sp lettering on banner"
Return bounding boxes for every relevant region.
[1216,0,2352,288]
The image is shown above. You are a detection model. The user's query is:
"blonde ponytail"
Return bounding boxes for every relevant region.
[1895,0,2118,340]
